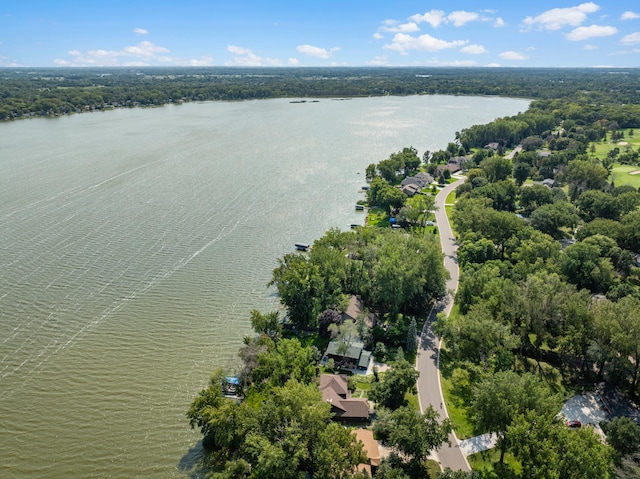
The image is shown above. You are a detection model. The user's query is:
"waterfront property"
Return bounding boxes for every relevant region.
[325,340,372,371]
[320,374,371,422]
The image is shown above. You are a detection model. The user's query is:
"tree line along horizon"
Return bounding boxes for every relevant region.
[1,66,640,121]
[175,70,640,478]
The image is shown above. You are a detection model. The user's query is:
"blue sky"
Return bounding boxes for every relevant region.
[1,1,639,68]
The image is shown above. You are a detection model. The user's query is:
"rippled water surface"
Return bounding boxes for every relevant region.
[0,95,529,477]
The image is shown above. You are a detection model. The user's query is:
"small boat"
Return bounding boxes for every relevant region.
[350,224,360,229]
[355,204,364,211]
[295,242,310,252]
[361,185,370,190]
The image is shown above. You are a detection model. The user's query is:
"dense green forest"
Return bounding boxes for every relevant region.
[2,67,640,120]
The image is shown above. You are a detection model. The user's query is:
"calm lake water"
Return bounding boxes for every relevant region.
[0,95,529,477]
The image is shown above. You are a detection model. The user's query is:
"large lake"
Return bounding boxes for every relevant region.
[0,95,529,477]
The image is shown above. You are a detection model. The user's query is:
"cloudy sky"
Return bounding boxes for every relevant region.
[1,1,639,68]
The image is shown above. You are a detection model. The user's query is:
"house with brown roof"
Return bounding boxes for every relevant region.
[415,171,433,184]
[320,374,371,422]
[353,428,381,477]
[401,183,420,197]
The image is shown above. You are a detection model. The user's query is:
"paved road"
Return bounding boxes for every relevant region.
[416,177,471,472]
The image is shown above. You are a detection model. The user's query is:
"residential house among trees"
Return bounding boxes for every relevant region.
[399,172,434,197]
[352,428,381,477]
[320,374,371,422]
[325,340,372,371]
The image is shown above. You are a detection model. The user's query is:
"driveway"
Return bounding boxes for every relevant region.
[416,177,470,472]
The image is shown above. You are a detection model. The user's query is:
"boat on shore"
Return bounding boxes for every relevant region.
[295,242,311,252]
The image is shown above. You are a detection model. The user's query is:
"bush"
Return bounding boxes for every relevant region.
[374,342,387,362]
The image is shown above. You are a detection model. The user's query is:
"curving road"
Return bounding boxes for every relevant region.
[416,177,471,472]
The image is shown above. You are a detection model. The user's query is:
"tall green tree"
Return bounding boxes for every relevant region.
[508,410,613,479]
[436,303,519,370]
[250,338,316,388]
[480,156,512,182]
[529,201,580,239]
[387,405,452,469]
[602,417,640,459]
[592,296,640,392]
[269,253,324,330]
[564,158,608,200]
[519,184,554,216]
[369,359,420,409]
[249,309,282,341]
[559,241,615,294]
[406,317,418,356]
[472,371,562,464]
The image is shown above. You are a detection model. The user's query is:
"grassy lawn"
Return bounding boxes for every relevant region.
[405,391,420,412]
[295,334,330,351]
[445,204,454,220]
[445,190,457,205]
[440,373,475,439]
[353,375,374,399]
[467,448,522,476]
[425,459,442,478]
[588,131,640,188]
[590,131,640,158]
[366,206,390,228]
[610,163,640,189]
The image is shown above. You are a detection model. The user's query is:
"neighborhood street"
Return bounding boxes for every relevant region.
[416,177,471,472]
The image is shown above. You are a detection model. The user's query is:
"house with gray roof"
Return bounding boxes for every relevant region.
[325,340,372,371]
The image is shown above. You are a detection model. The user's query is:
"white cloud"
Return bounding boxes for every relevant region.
[133,28,148,35]
[367,55,389,66]
[494,17,506,27]
[522,2,600,31]
[123,41,169,58]
[584,44,598,50]
[422,59,478,67]
[621,11,640,20]
[566,24,617,41]
[296,44,339,59]
[288,58,300,65]
[226,45,282,66]
[486,63,502,67]
[460,44,487,54]
[448,10,479,27]
[609,48,640,56]
[384,33,467,54]
[189,56,213,66]
[373,32,384,40]
[0,56,24,67]
[410,9,447,28]
[442,60,477,66]
[621,32,640,44]
[499,51,528,60]
[54,41,171,66]
[410,9,480,28]
[380,21,420,33]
